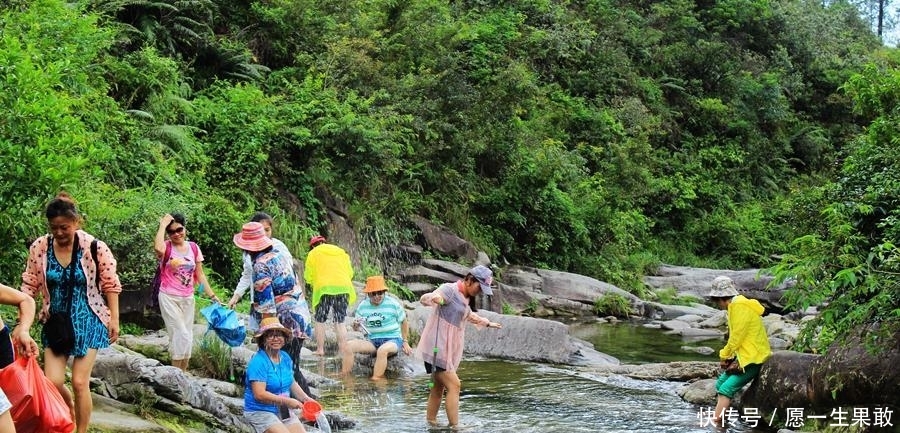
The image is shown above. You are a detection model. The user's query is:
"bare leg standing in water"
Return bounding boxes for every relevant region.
[427,370,462,427]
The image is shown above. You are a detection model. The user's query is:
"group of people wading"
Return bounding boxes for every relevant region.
[0,192,770,433]
[0,193,504,433]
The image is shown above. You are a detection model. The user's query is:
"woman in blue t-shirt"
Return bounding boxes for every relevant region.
[244,317,318,433]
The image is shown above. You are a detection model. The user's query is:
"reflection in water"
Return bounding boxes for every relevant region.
[306,358,766,433]
[569,320,723,364]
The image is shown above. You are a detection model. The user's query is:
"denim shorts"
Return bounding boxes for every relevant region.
[370,337,403,350]
[244,409,300,433]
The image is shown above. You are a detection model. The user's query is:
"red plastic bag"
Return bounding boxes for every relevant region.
[0,355,74,433]
[0,355,40,426]
[35,370,75,433]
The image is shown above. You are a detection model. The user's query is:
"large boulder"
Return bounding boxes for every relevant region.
[722,324,899,429]
[495,266,648,318]
[642,265,793,314]
[740,350,821,411]
[410,215,478,261]
[92,347,251,433]
[808,323,900,410]
[406,306,618,365]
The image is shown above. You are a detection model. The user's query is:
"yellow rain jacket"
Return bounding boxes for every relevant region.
[303,243,355,309]
[720,295,772,368]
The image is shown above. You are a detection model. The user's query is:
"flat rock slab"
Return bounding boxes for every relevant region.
[91,393,170,432]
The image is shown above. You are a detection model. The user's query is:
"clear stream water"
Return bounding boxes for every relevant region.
[302,321,769,433]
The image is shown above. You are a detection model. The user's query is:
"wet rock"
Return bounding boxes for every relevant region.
[91,393,171,432]
[647,301,715,320]
[681,345,716,356]
[661,319,692,331]
[678,378,717,405]
[580,361,720,381]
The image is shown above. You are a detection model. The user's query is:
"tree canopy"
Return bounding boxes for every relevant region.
[0,0,896,349]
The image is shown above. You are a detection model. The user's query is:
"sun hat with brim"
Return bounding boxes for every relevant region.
[707,276,739,298]
[254,317,292,341]
[469,265,494,296]
[233,221,273,252]
[364,275,389,293]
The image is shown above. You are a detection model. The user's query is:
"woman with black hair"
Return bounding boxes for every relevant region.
[21,192,121,433]
[154,212,218,371]
[233,222,314,396]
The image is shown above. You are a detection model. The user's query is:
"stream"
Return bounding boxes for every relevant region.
[302,321,770,433]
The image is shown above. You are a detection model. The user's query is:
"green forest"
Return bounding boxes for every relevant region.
[1,0,897,351]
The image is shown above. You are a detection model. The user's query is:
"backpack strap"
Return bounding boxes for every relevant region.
[189,241,200,284]
[90,239,99,290]
[160,240,173,270]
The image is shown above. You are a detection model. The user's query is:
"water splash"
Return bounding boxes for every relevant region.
[316,412,332,433]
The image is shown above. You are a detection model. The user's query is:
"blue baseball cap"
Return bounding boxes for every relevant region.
[469,265,494,295]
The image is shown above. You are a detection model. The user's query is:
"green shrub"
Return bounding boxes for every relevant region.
[522,298,539,316]
[193,333,235,382]
[653,287,702,306]
[593,293,633,317]
[120,322,145,336]
[502,303,516,315]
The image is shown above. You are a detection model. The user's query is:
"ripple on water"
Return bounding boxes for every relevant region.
[311,359,773,433]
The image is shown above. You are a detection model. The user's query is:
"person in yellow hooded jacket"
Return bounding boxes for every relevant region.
[303,235,355,356]
[708,276,772,426]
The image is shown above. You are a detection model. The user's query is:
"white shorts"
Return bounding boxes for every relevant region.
[158,291,196,359]
[0,388,11,415]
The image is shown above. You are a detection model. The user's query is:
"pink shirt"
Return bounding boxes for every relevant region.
[415,281,491,371]
[159,241,204,297]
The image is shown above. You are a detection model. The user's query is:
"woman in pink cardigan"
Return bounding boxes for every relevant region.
[21,192,121,433]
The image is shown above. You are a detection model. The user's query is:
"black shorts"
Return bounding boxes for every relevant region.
[314,294,349,323]
[424,361,446,374]
[0,326,13,369]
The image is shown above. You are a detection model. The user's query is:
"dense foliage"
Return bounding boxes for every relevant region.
[770,51,900,351]
[1,0,896,348]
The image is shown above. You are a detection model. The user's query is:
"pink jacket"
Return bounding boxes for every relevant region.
[21,230,122,326]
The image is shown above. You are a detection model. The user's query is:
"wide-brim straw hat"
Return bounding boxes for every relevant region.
[363,275,389,293]
[707,276,739,298]
[254,317,292,341]
[233,221,273,252]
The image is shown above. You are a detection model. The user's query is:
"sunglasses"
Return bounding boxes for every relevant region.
[265,333,285,339]
[166,226,185,235]
[369,291,386,297]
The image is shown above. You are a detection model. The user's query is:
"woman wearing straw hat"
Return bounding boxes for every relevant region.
[228,212,311,334]
[707,276,772,427]
[340,275,412,380]
[233,223,314,392]
[243,317,317,433]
